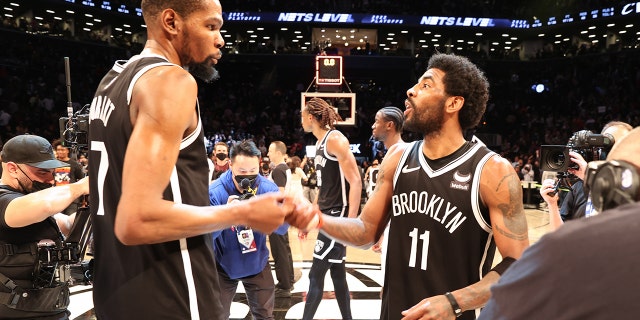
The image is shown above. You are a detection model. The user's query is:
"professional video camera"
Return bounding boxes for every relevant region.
[53,57,93,286]
[59,105,89,152]
[58,57,90,152]
[540,130,615,173]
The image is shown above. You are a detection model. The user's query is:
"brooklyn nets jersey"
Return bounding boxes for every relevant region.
[381,140,496,320]
[88,54,223,320]
[314,130,350,211]
[366,166,379,197]
[313,130,349,261]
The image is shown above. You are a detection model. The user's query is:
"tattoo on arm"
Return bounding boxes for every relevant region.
[324,166,389,247]
[323,218,370,247]
[496,173,528,241]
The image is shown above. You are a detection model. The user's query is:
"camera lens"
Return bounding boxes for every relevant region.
[549,152,565,170]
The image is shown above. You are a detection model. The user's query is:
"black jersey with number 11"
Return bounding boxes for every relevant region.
[381,140,496,320]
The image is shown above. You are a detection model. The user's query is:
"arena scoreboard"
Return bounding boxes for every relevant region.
[315,56,343,86]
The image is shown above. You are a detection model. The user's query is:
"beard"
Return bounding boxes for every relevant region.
[188,61,220,83]
[181,30,221,83]
[404,97,446,136]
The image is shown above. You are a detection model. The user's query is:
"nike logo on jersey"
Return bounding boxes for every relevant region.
[330,209,341,214]
[401,165,421,173]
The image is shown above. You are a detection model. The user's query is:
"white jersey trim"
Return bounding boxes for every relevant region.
[328,258,346,264]
[170,166,200,320]
[126,61,177,105]
[319,130,339,162]
[313,207,345,260]
[180,101,203,151]
[471,152,496,233]
[124,54,177,105]
[392,141,417,190]
[318,130,349,208]
[313,236,335,260]
[418,141,483,178]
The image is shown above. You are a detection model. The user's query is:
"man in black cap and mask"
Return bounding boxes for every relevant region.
[0,134,89,319]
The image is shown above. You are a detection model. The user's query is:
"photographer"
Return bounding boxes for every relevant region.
[209,140,287,319]
[479,126,640,319]
[540,121,632,230]
[0,135,89,319]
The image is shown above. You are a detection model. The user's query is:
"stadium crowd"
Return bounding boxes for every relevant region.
[0,15,639,183]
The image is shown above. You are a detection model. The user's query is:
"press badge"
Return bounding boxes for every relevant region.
[236,227,257,253]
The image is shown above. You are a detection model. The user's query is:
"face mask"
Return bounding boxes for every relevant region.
[234,174,258,190]
[31,180,54,192]
[17,166,54,193]
[216,153,227,161]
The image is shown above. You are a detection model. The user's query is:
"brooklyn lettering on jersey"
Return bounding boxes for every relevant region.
[314,155,327,168]
[391,190,467,233]
[89,95,115,125]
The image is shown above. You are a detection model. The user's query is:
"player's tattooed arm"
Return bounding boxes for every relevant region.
[320,165,389,248]
[320,146,400,249]
[482,155,529,259]
[495,173,528,241]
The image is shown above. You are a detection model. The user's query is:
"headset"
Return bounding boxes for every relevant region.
[584,160,640,212]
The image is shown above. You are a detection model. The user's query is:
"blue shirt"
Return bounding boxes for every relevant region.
[209,170,287,279]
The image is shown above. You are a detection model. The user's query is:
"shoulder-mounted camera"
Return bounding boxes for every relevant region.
[59,104,90,151]
[540,130,615,173]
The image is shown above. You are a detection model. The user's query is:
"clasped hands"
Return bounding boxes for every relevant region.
[236,191,322,235]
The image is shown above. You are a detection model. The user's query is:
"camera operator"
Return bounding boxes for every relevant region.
[479,126,640,319]
[540,121,632,230]
[209,140,287,319]
[0,135,89,319]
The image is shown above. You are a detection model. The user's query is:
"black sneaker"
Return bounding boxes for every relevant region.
[274,287,292,298]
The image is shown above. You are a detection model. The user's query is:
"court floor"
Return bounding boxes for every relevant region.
[68,208,551,319]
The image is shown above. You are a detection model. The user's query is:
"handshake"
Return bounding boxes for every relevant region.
[228,191,323,234]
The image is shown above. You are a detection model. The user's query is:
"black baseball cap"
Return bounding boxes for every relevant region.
[1,135,69,169]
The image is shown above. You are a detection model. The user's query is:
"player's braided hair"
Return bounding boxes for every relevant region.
[304,97,343,130]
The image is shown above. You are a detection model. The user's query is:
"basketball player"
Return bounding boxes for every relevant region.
[367,106,405,201]
[479,127,640,319]
[294,54,530,320]
[368,107,405,284]
[300,97,362,320]
[87,1,299,319]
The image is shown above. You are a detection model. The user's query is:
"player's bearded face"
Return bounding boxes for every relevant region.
[405,96,446,136]
[187,58,220,83]
[181,29,221,83]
